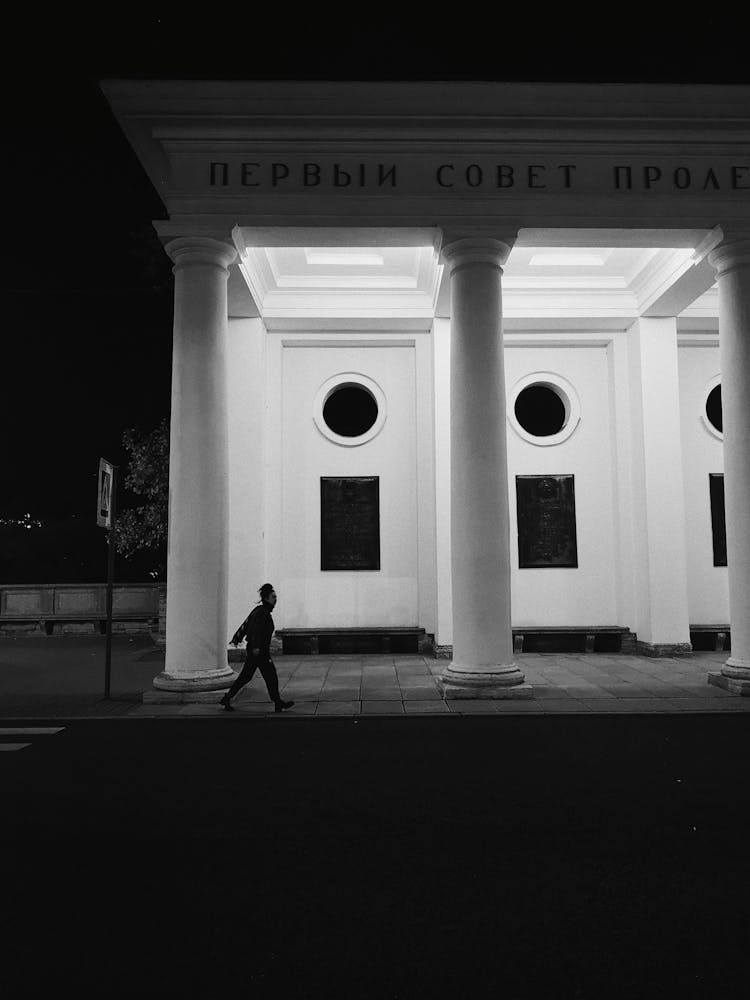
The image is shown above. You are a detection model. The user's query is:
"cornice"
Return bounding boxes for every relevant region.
[103,81,750,235]
[101,79,750,121]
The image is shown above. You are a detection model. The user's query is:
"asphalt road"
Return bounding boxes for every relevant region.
[0,635,164,717]
[2,714,749,998]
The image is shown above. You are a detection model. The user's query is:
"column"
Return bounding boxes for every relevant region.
[707,236,750,694]
[437,237,531,699]
[152,236,238,694]
[626,317,692,655]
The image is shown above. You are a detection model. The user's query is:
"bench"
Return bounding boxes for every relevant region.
[512,626,636,654]
[689,625,731,651]
[274,627,430,656]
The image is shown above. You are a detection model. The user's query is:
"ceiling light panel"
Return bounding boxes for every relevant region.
[529,252,606,267]
[304,249,385,266]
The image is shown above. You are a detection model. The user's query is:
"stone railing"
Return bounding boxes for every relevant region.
[0,583,163,636]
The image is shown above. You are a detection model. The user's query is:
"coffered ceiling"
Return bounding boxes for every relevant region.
[233,234,718,329]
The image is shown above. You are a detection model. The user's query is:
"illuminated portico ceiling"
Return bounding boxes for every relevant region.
[238,244,442,328]
[235,234,718,328]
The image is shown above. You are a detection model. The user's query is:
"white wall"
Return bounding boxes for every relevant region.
[434,329,621,644]
[226,317,267,636]
[506,339,619,627]
[678,337,728,623]
[264,332,435,630]
[228,321,719,644]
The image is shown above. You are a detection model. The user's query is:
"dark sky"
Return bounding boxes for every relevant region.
[3,11,749,521]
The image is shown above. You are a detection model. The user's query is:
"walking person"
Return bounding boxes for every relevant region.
[220,583,294,713]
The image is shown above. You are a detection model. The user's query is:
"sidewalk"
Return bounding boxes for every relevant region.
[1,634,748,718]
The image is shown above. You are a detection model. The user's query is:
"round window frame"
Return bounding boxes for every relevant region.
[313,373,387,447]
[701,374,723,441]
[508,372,581,447]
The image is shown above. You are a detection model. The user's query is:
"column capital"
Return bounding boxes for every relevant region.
[164,236,237,272]
[706,229,750,278]
[440,234,517,272]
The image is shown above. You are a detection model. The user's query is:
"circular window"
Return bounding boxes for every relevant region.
[323,385,378,437]
[701,375,723,440]
[706,384,723,433]
[313,373,387,447]
[508,373,580,447]
[514,385,567,437]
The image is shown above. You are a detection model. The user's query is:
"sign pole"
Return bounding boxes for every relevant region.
[98,458,118,700]
[104,468,117,698]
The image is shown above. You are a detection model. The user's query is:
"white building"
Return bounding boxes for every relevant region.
[101,80,750,699]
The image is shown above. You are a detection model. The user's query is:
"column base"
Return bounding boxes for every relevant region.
[146,667,238,703]
[725,656,750,673]
[636,641,693,657]
[437,663,532,700]
[707,660,750,696]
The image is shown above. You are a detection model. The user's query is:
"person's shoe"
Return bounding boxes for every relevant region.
[220,694,234,712]
[275,699,294,713]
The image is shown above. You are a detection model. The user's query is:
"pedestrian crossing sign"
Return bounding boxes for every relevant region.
[97,458,115,528]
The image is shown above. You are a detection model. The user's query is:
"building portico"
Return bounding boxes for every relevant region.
[101,80,750,700]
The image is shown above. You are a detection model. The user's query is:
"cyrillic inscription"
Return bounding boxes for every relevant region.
[206,158,750,194]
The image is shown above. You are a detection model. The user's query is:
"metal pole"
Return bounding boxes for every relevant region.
[104,466,117,700]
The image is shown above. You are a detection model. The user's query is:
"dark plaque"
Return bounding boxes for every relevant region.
[516,475,578,568]
[321,477,380,571]
[709,474,727,567]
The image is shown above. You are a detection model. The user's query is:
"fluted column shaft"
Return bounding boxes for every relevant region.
[708,237,750,693]
[438,237,530,699]
[154,236,237,691]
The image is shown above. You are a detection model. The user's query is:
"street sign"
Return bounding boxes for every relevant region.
[97,459,115,528]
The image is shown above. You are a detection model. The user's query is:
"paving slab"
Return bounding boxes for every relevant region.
[532,686,576,699]
[580,698,679,713]
[559,685,616,698]
[663,697,750,712]
[360,688,403,700]
[131,704,185,716]
[403,700,451,714]
[315,701,360,715]
[362,700,405,714]
[540,699,592,713]
[226,702,273,714]
[672,683,734,697]
[446,700,498,714]
[490,700,544,713]
[280,702,317,715]
[397,687,442,700]
[319,688,362,701]
[281,682,325,694]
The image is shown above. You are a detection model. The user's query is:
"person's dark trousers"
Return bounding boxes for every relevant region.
[225,654,281,705]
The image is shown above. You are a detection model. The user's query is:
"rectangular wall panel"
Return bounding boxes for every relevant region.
[709,473,727,567]
[320,477,380,571]
[516,475,578,569]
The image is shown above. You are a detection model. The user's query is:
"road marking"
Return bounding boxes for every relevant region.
[0,727,65,736]
[0,744,32,751]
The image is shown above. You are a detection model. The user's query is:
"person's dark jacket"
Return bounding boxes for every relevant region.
[231,602,275,661]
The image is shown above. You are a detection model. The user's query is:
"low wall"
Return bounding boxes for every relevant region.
[0,583,163,636]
